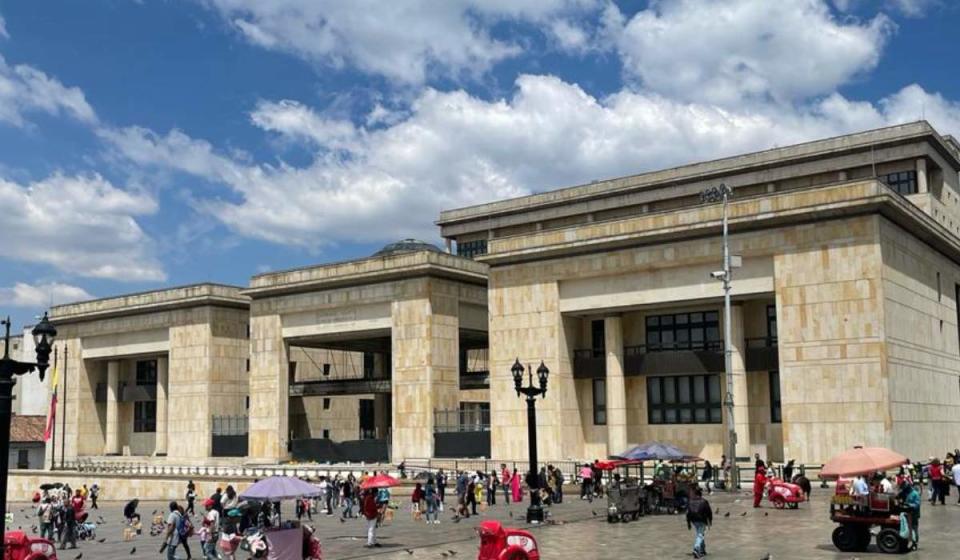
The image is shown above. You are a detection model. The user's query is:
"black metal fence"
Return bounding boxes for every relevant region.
[433,408,490,433]
[212,415,248,457]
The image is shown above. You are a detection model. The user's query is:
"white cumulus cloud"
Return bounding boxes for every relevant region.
[0,54,97,127]
[612,0,893,106]
[0,282,94,308]
[0,173,164,281]
[198,0,603,83]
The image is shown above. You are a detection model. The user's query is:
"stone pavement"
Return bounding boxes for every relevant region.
[7,489,960,559]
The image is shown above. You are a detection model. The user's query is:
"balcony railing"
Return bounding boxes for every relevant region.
[289,372,392,397]
[434,408,490,433]
[745,336,779,371]
[572,349,605,379]
[459,370,490,390]
[119,383,157,402]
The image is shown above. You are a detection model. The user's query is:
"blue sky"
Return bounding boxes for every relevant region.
[1,0,959,328]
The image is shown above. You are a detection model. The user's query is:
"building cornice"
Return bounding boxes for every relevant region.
[243,250,488,299]
[477,180,960,267]
[50,283,249,325]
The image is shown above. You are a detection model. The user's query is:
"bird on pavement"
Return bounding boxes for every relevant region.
[723,512,730,518]
[130,547,136,555]
[404,549,414,555]
[741,512,748,516]
[74,554,82,560]
[764,512,769,517]
[98,538,106,543]
[448,551,457,556]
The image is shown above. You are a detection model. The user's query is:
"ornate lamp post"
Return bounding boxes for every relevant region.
[511,358,549,523]
[0,313,56,552]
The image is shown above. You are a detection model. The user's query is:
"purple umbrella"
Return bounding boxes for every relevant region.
[239,476,321,500]
[614,441,688,461]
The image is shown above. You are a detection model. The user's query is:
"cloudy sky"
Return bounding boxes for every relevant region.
[1,0,959,328]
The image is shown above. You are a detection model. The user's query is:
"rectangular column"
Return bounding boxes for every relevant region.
[155,356,168,456]
[248,313,290,463]
[604,316,627,458]
[916,158,928,193]
[104,360,120,455]
[728,304,752,460]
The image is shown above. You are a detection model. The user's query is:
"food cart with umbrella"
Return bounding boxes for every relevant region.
[613,442,702,514]
[820,446,912,554]
[595,459,645,522]
[238,476,323,559]
[359,474,400,524]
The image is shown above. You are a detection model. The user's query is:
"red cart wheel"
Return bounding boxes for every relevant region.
[771,495,786,509]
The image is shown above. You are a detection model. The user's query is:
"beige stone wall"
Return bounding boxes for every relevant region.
[290,395,367,441]
[879,218,960,459]
[248,313,288,462]
[775,215,889,464]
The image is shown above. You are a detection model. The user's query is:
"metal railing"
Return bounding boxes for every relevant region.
[212,415,248,436]
[434,408,490,433]
[624,340,724,354]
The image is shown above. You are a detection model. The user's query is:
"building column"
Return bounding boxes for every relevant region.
[155,356,168,456]
[604,316,627,458]
[916,158,929,193]
[728,304,752,461]
[104,360,120,455]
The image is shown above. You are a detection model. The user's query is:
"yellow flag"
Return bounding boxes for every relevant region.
[49,363,59,393]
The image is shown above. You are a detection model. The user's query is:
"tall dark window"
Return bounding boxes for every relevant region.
[880,170,917,196]
[288,361,297,384]
[457,239,488,259]
[767,305,778,343]
[363,352,375,377]
[134,401,157,433]
[646,311,721,351]
[769,371,782,423]
[359,399,376,439]
[647,375,721,424]
[323,398,331,410]
[592,378,607,425]
[591,320,606,358]
[136,360,157,386]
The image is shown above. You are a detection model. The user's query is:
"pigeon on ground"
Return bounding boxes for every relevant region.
[448,551,457,556]
[591,511,597,516]
[764,512,769,517]
[508,511,513,518]
[74,554,83,559]
[759,554,771,560]
[741,512,748,516]
[441,554,449,559]
[723,512,730,518]
[130,547,136,555]
[715,508,719,514]
[98,538,106,543]
[405,549,414,555]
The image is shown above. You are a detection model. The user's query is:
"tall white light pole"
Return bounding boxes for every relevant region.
[701,183,739,492]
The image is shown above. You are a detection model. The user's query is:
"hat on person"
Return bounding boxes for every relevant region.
[204,498,215,509]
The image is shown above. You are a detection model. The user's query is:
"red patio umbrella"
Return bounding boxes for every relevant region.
[819,447,907,479]
[360,474,400,490]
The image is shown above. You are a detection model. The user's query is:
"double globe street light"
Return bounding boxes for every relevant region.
[0,312,57,555]
[511,358,549,523]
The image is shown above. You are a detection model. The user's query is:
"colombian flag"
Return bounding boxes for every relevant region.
[43,362,59,442]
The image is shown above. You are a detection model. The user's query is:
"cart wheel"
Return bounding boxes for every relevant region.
[832,525,859,552]
[854,527,872,552]
[607,515,615,524]
[771,495,786,509]
[876,529,903,554]
[620,514,630,524]
[632,512,641,520]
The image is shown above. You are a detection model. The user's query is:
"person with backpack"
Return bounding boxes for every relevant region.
[686,487,713,559]
[163,501,194,560]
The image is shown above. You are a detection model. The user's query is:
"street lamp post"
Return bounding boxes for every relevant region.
[0,313,56,551]
[511,358,549,523]
[700,183,740,492]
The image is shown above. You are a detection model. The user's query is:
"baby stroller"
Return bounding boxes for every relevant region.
[75,519,97,542]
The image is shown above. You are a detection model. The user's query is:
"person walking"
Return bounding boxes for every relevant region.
[552,466,564,503]
[487,470,498,506]
[720,454,729,490]
[199,498,220,560]
[437,469,447,509]
[424,477,439,524]
[37,497,55,540]
[928,458,946,505]
[701,460,714,495]
[89,484,99,510]
[951,459,960,505]
[511,468,522,503]
[579,463,593,502]
[59,501,78,550]
[500,464,511,505]
[361,490,381,548]
[341,476,355,519]
[163,501,184,560]
[186,482,197,516]
[899,481,921,550]
[686,487,713,558]
[753,461,767,508]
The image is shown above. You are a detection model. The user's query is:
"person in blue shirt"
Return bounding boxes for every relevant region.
[899,481,921,550]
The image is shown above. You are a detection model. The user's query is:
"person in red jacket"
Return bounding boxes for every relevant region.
[362,490,381,548]
[753,461,767,508]
[70,489,85,514]
[928,458,945,505]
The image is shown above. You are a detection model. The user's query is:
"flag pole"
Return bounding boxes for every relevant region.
[60,344,67,469]
[50,345,58,471]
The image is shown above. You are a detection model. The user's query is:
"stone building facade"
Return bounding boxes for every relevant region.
[438,121,960,465]
[40,121,960,468]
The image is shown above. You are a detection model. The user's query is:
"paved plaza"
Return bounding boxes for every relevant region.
[8,487,960,559]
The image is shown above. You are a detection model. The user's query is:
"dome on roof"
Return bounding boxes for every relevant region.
[373,238,442,257]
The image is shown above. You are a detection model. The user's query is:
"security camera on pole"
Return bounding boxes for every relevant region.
[700,184,741,492]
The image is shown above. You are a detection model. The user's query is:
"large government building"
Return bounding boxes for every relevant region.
[45,121,960,468]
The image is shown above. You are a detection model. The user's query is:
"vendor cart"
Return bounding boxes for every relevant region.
[597,460,647,522]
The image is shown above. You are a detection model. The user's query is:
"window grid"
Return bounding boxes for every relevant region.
[769,371,782,423]
[646,374,721,425]
[457,239,488,259]
[645,311,721,351]
[136,360,157,386]
[134,401,157,433]
[880,170,917,196]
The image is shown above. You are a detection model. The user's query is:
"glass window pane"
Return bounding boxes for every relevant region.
[664,378,676,403]
[695,408,707,423]
[648,378,661,405]
[647,331,660,346]
[676,313,688,325]
[661,330,675,345]
[706,327,720,342]
[690,312,703,324]
[665,409,678,423]
[678,377,691,403]
[661,315,673,326]
[693,377,706,403]
[710,407,722,423]
[651,409,662,424]
[680,408,693,423]
[676,329,690,344]
[646,316,659,327]
[709,375,721,403]
[594,379,606,406]
[705,311,719,323]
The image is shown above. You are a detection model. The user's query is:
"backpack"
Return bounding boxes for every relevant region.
[177,511,194,539]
